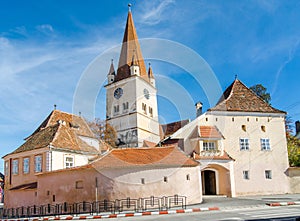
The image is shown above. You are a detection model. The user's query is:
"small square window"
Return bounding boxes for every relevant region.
[76,181,83,189]
[65,156,74,168]
[243,170,249,180]
[240,138,249,151]
[265,170,272,179]
[261,138,271,150]
[163,176,168,183]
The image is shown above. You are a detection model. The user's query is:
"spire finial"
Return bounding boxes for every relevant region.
[148,62,151,67]
[111,59,114,64]
[128,3,132,12]
[54,104,57,110]
[235,74,238,80]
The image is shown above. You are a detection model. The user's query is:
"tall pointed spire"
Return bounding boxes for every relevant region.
[116,10,147,81]
[147,63,154,79]
[108,59,115,76]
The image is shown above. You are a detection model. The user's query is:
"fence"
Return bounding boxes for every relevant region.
[1,195,186,219]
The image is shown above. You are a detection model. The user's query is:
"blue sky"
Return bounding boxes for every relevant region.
[1,0,300,171]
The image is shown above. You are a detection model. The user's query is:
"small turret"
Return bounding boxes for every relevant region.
[130,51,140,76]
[107,59,115,83]
[148,63,155,87]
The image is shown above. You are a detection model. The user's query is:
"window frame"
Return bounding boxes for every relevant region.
[23,157,30,174]
[35,155,43,173]
[203,141,216,151]
[240,138,250,151]
[65,156,74,169]
[265,170,272,179]
[243,170,250,180]
[261,138,271,151]
[4,161,9,176]
[12,159,19,175]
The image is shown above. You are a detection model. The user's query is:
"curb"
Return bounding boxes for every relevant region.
[0,207,219,221]
[266,201,300,207]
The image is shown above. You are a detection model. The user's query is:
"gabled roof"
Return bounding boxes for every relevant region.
[92,146,199,169]
[209,79,285,114]
[115,11,147,82]
[160,119,190,138]
[190,126,224,139]
[9,123,98,155]
[27,110,95,139]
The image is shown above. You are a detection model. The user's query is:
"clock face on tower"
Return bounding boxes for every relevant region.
[114,88,123,99]
[144,88,150,99]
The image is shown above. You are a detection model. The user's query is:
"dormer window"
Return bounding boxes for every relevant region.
[203,141,216,151]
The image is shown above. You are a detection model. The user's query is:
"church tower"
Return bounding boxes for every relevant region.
[105,8,160,147]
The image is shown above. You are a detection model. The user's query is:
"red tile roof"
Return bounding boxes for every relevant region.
[161,119,190,138]
[199,126,224,138]
[10,123,99,155]
[209,79,285,113]
[27,110,94,139]
[190,126,224,139]
[92,146,199,169]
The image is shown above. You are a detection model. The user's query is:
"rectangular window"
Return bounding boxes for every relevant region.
[261,138,271,150]
[65,156,74,168]
[141,178,145,184]
[35,155,42,173]
[12,159,19,175]
[243,170,249,180]
[23,157,30,174]
[123,102,129,110]
[203,142,216,151]
[142,103,147,114]
[75,180,83,189]
[149,107,153,117]
[114,105,119,113]
[163,176,168,183]
[240,138,249,150]
[186,174,190,181]
[4,161,9,176]
[265,170,272,179]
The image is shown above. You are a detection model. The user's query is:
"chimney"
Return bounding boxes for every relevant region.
[296,120,300,135]
[195,102,203,117]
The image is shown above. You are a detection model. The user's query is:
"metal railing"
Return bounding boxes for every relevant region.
[1,195,186,219]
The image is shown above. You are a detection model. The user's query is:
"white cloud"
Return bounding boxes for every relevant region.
[138,0,175,25]
[36,24,54,34]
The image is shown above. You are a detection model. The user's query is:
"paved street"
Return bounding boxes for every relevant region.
[87,194,300,220]
[108,205,300,220]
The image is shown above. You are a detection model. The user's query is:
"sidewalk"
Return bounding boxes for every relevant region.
[2,194,299,220]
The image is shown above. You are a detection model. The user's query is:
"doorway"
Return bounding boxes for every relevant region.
[202,170,216,195]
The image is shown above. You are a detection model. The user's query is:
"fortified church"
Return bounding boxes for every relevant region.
[2,8,292,210]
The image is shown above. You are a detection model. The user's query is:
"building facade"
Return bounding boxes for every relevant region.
[170,79,290,196]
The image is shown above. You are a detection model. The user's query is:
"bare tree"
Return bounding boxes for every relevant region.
[87,118,117,148]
